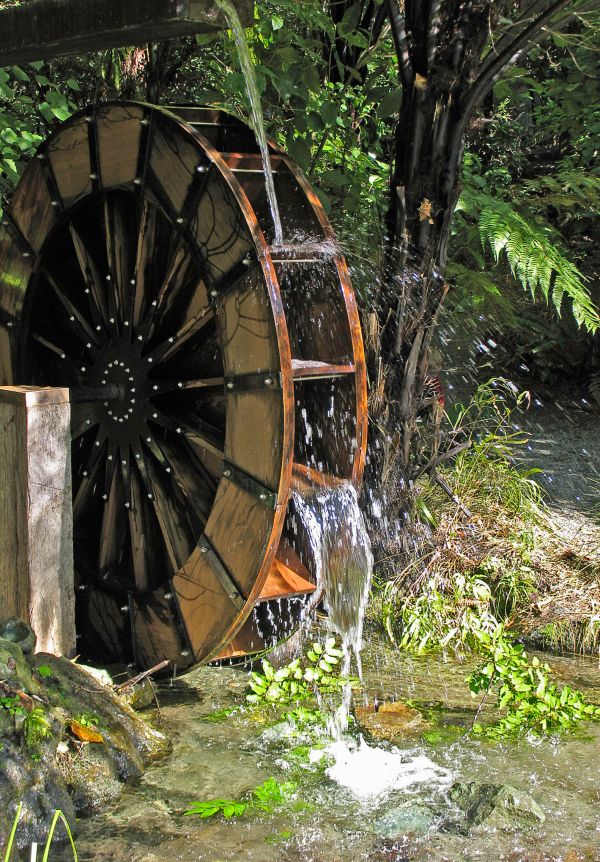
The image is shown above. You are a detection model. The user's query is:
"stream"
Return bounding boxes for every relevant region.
[54,634,600,862]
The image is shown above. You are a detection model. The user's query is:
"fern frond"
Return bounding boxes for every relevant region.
[475,197,599,332]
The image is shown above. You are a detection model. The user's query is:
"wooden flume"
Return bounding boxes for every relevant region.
[0,102,367,668]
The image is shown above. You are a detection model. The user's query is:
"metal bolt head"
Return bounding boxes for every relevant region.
[120,605,129,613]
[223,469,231,477]
[164,592,173,600]
[200,546,208,554]
[264,377,272,386]
[89,173,97,180]
[259,493,267,500]
[125,502,130,508]
[226,381,234,390]
[134,177,142,185]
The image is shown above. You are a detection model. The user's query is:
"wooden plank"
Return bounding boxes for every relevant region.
[0,0,254,65]
[291,359,355,380]
[0,386,75,656]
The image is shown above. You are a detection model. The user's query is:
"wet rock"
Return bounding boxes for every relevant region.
[0,617,37,654]
[119,678,157,711]
[355,701,427,741]
[0,644,171,851]
[0,739,76,848]
[443,781,545,834]
[372,800,436,837]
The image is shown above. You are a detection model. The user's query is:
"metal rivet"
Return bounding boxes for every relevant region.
[128,408,133,413]
[69,315,75,321]
[106,274,111,281]
[85,288,90,294]
[95,441,100,447]
[124,321,129,326]
[259,493,267,500]
[102,379,107,385]
[96,325,101,331]
[82,471,88,477]
[181,649,190,657]
[134,177,142,185]
[138,335,143,341]
[152,300,157,307]
[164,592,173,600]
[77,584,87,591]
[102,494,108,500]
[146,437,151,443]
[108,410,112,415]
[147,357,153,363]
[84,116,93,123]
[135,454,140,460]
[51,200,60,207]
[152,412,158,419]
[125,502,130,508]
[60,353,66,360]
[131,387,136,393]
[7,322,13,328]
[176,427,182,434]
[130,279,136,285]
[200,546,208,554]
[81,366,86,372]
[110,318,115,324]
[86,342,92,348]
[85,419,91,425]
[120,605,129,613]
[90,173,97,180]
[197,165,208,173]
[147,493,153,499]
[242,256,251,266]
[210,289,218,298]
[107,455,113,461]
[153,385,158,391]
[131,398,135,404]
[141,118,150,126]
[37,153,45,159]
[223,469,231,477]
[226,381,234,389]
[103,401,108,407]
[264,377,272,385]
[22,252,31,258]
[166,467,171,473]
[177,382,183,388]
[176,217,184,224]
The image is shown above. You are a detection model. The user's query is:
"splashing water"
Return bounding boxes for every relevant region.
[292,482,374,734]
[215,0,284,245]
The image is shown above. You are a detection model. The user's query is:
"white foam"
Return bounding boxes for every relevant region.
[324,737,452,799]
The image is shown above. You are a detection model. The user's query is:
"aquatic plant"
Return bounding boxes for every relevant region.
[184,777,297,820]
[468,626,600,739]
[3,802,77,862]
[246,638,356,706]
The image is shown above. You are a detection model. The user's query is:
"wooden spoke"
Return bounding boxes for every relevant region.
[69,224,109,329]
[98,444,123,574]
[147,306,215,365]
[150,407,225,461]
[29,331,75,362]
[149,377,224,396]
[104,196,134,325]
[73,433,106,520]
[134,445,195,572]
[137,243,203,344]
[127,461,152,592]
[132,202,160,330]
[157,437,215,523]
[46,272,98,346]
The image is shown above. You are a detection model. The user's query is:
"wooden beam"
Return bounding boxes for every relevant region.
[0,386,75,656]
[0,0,254,66]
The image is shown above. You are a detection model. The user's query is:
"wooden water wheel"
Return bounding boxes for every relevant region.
[0,102,367,669]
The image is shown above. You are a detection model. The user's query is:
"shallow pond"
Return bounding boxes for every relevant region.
[56,634,600,862]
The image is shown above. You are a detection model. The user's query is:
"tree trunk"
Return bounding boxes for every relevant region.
[367,0,499,531]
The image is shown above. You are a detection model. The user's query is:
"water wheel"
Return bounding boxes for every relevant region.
[0,102,367,669]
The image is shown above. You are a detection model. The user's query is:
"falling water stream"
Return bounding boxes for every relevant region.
[215,0,284,245]
[291,483,373,736]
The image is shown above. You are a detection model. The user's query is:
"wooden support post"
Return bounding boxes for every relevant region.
[0,386,75,656]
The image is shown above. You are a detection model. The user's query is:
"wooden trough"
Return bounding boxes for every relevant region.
[0,5,367,670]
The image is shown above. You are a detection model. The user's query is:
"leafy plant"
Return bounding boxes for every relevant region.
[468,626,600,739]
[23,708,52,759]
[246,638,355,706]
[0,696,26,718]
[184,777,297,820]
